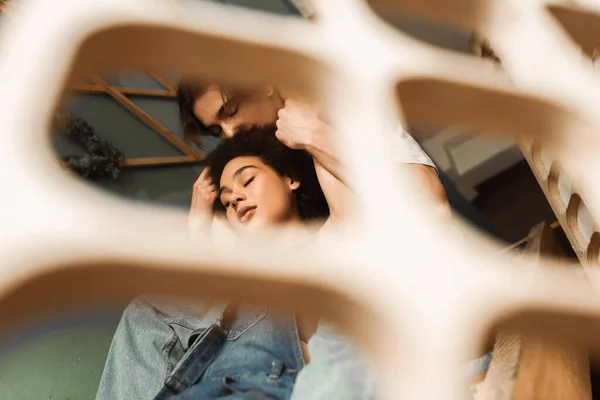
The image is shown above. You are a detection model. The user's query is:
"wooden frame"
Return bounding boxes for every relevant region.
[477,222,592,400]
[468,14,600,271]
[0,0,202,171]
[68,83,172,98]
[462,5,600,274]
[88,74,200,158]
[69,74,203,169]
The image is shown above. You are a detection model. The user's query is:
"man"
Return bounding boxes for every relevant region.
[178,81,450,236]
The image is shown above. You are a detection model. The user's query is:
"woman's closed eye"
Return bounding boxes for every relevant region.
[220,174,255,207]
[244,176,255,187]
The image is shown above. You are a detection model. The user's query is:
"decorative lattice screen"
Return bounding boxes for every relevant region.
[1,1,600,399]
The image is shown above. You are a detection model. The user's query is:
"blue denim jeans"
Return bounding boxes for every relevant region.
[96,296,304,400]
[97,296,491,400]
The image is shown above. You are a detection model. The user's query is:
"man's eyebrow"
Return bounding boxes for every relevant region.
[217,97,234,119]
[218,88,234,119]
[216,104,226,119]
[219,165,258,193]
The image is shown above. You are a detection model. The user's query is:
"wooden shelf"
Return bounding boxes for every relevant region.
[123,155,204,168]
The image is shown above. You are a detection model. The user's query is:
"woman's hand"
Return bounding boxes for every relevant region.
[188,168,218,235]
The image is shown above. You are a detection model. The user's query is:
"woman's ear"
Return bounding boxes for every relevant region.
[287,177,301,191]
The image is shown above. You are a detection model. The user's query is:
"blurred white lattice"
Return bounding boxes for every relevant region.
[1,0,600,399]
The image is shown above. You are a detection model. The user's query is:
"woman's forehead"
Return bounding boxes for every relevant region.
[221,156,264,182]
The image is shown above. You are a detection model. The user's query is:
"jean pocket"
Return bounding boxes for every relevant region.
[226,306,268,341]
[221,372,295,400]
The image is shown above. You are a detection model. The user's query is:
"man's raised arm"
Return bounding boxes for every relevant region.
[275,99,449,212]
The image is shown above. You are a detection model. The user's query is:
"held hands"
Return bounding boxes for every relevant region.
[275,99,327,150]
[188,168,217,234]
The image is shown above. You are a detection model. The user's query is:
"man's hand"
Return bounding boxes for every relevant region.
[275,99,345,183]
[275,99,327,150]
[189,168,218,235]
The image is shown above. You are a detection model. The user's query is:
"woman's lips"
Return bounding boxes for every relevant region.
[238,206,257,223]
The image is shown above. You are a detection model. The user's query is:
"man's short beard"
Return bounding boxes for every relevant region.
[234,123,277,138]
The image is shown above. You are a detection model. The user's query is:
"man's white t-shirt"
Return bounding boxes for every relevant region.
[387,124,435,169]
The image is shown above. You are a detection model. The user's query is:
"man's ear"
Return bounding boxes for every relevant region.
[266,86,285,106]
[287,177,301,191]
[265,85,276,98]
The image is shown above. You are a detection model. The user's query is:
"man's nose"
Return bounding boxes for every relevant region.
[221,122,237,138]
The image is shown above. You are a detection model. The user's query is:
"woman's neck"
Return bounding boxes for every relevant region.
[270,218,312,249]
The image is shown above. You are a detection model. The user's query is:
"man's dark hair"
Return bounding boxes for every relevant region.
[205,126,330,221]
[176,78,212,148]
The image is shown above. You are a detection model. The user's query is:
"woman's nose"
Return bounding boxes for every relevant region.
[230,192,244,208]
[221,122,237,138]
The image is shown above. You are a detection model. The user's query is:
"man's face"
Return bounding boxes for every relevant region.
[193,85,282,138]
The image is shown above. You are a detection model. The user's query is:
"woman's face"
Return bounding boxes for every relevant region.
[219,156,301,233]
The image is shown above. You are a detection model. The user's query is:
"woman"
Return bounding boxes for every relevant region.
[207,124,331,235]
[96,127,359,400]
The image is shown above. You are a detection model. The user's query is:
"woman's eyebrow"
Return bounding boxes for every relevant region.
[219,165,258,193]
[233,165,257,179]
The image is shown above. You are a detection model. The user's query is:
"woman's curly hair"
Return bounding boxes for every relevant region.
[205,126,330,221]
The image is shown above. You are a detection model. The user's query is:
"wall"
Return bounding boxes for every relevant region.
[56,79,210,209]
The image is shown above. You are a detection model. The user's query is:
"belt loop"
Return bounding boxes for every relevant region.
[268,360,284,379]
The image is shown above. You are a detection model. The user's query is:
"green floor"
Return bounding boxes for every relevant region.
[0,326,116,400]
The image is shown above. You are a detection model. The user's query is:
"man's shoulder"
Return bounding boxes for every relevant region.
[387,123,436,168]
